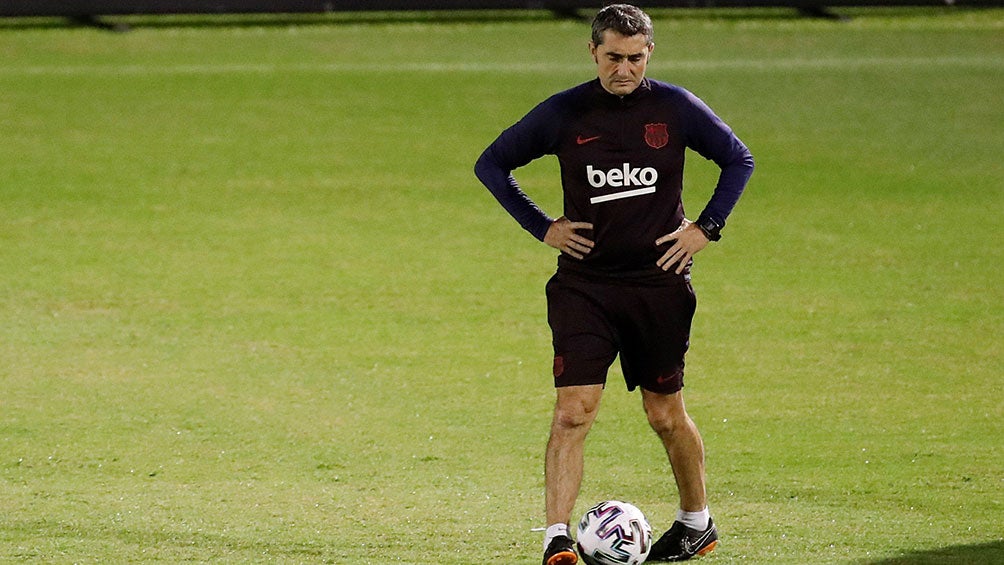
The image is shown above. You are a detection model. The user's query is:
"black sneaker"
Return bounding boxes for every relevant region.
[647,518,718,561]
[542,534,578,565]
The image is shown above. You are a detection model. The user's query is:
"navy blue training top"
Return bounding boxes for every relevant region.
[475,77,754,281]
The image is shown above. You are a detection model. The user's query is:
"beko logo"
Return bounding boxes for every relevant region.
[586,163,658,204]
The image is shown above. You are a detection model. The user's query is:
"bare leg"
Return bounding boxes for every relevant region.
[641,389,707,512]
[545,384,604,526]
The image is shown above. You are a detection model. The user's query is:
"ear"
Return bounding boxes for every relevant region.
[588,41,598,63]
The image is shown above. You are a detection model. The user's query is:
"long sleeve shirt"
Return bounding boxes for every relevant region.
[475,77,754,281]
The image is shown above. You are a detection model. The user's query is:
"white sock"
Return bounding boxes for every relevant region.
[543,523,569,551]
[676,507,710,531]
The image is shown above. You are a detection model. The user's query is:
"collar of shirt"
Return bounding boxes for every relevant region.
[590,77,653,107]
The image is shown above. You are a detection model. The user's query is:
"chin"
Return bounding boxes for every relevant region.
[605,79,638,94]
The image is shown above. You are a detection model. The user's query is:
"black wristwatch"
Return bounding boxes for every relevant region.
[695,215,724,241]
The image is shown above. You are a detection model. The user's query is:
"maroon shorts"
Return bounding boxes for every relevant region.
[545,271,697,394]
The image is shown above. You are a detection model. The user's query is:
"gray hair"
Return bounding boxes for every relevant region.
[591,4,654,46]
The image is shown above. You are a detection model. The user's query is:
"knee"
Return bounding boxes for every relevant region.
[552,397,599,432]
[644,399,689,439]
[646,410,677,438]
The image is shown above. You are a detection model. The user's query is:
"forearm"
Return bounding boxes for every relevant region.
[698,146,754,227]
[474,148,554,241]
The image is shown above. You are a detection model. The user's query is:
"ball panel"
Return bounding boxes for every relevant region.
[576,500,652,565]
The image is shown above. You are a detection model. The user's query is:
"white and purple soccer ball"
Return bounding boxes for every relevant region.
[576,500,652,565]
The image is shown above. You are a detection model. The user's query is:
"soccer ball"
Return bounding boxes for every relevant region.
[576,500,652,565]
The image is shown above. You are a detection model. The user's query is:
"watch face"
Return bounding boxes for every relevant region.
[698,218,722,240]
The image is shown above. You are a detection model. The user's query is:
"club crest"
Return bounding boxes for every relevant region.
[644,123,669,149]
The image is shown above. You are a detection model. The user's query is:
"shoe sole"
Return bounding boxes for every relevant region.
[546,550,578,565]
[696,540,718,557]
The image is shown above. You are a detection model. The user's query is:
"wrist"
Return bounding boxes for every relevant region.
[695,215,724,241]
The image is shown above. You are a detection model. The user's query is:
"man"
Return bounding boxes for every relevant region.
[474,5,753,564]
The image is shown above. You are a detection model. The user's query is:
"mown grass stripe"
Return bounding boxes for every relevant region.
[3,55,1001,76]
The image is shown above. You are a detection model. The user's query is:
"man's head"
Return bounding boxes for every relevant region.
[589,4,654,96]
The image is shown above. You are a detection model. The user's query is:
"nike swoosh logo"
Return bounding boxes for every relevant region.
[576,135,601,145]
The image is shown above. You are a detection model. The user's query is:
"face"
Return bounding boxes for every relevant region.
[590,30,654,96]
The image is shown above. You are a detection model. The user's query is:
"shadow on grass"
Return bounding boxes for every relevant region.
[4,519,336,561]
[864,540,1004,565]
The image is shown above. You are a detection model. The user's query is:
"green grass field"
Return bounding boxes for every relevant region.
[1,7,1002,563]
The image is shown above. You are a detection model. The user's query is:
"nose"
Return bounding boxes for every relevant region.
[614,60,634,77]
